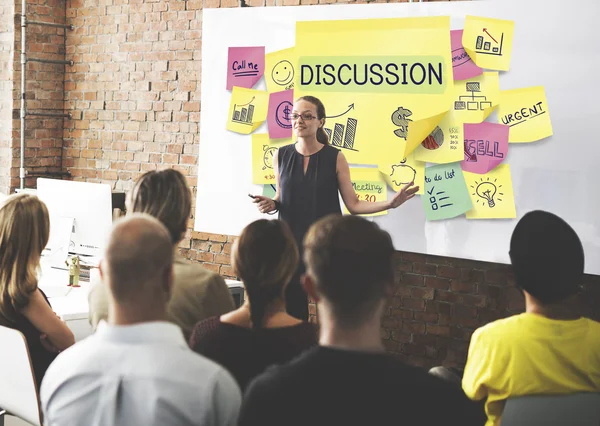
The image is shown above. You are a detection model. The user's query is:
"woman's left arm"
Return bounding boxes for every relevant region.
[337,152,419,215]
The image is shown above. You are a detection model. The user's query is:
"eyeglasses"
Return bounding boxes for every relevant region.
[290,113,318,121]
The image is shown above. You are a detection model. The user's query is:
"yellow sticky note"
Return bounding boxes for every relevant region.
[463,16,514,71]
[452,72,499,124]
[414,111,464,164]
[265,47,297,93]
[227,86,269,134]
[251,134,291,184]
[379,152,425,195]
[464,164,516,219]
[343,168,388,217]
[497,86,553,143]
[295,17,454,165]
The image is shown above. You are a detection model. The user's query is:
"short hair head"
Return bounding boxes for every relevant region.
[232,219,298,328]
[103,214,174,305]
[127,169,192,244]
[509,210,584,304]
[0,194,50,322]
[303,214,394,328]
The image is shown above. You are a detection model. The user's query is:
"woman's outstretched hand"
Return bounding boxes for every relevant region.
[253,195,277,214]
[389,181,419,209]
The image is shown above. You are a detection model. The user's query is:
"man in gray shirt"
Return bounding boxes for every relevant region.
[41,214,241,426]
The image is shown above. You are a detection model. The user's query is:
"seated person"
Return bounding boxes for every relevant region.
[189,219,317,390]
[0,194,74,387]
[239,215,481,426]
[41,214,241,426]
[462,210,600,426]
[89,169,235,339]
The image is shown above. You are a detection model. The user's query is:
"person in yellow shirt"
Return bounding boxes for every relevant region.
[462,210,600,426]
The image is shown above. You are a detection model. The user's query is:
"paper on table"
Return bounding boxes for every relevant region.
[251,133,291,184]
[226,46,265,90]
[452,72,500,124]
[422,163,472,221]
[267,90,294,139]
[227,87,269,134]
[497,86,553,143]
[414,111,464,164]
[343,167,387,217]
[463,16,515,71]
[451,29,482,81]
[461,122,509,174]
[464,164,516,219]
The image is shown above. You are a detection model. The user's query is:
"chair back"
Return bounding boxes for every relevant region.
[501,393,600,426]
[0,325,42,426]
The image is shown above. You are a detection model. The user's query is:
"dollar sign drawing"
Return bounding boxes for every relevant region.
[391,107,413,140]
[283,105,291,121]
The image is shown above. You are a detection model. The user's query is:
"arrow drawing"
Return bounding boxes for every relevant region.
[237,96,255,107]
[482,28,498,43]
[326,103,354,119]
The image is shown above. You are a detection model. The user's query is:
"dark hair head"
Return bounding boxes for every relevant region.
[303,214,395,328]
[232,220,299,329]
[128,169,192,245]
[296,95,329,145]
[509,210,584,304]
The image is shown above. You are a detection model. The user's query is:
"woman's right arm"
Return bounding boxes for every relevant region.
[22,289,75,351]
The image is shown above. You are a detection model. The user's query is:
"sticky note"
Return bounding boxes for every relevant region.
[461,122,509,174]
[251,133,291,184]
[463,16,514,71]
[295,17,454,165]
[464,164,516,219]
[267,90,294,139]
[343,168,387,217]
[422,163,472,221]
[414,111,464,164]
[265,47,297,93]
[226,46,265,91]
[379,152,425,195]
[451,30,482,81]
[262,183,276,198]
[497,86,553,143]
[452,72,500,124]
[227,87,269,134]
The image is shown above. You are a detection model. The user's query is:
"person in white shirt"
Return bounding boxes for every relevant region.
[40,214,241,426]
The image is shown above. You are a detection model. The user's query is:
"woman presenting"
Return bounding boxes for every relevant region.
[253,96,419,320]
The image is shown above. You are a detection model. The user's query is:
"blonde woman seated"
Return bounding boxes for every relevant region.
[189,219,317,390]
[0,194,75,387]
[89,169,235,340]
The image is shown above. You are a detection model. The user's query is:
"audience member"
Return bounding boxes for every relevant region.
[189,219,317,390]
[239,214,481,426]
[41,214,241,426]
[0,194,74,387]
[462,210,600,426]
[89,169,235,339]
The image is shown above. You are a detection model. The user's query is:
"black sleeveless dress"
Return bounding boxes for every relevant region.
[278,143,342,320]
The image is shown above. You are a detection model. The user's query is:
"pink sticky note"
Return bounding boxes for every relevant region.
[267,90,294,139]
[451,30,482,81]
[226,46,265,90]
[461,123,509,174]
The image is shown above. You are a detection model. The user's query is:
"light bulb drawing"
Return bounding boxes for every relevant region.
[471,177,503,208]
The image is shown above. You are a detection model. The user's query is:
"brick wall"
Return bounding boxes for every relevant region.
[6,0,599,370]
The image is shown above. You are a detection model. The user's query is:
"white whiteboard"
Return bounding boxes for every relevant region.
[197,0,600,275]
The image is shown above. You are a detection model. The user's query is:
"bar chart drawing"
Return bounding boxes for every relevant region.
[232,98,255,126]
[475,30,504,56]
[324,117,359,152]
[454,82,492,111]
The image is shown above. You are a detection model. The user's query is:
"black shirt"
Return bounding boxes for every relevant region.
[240,346,484,426]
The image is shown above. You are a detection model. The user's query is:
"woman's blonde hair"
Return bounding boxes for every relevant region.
[232,220,299,328]
[0,194,50,324]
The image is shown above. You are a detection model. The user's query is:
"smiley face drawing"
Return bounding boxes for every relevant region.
[271,60,294,87]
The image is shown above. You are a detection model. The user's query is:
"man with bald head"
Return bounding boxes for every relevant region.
[41,214,241,426]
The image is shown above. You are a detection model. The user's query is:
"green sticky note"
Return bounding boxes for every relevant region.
[422,163,472,221]
[262,184,276,198]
